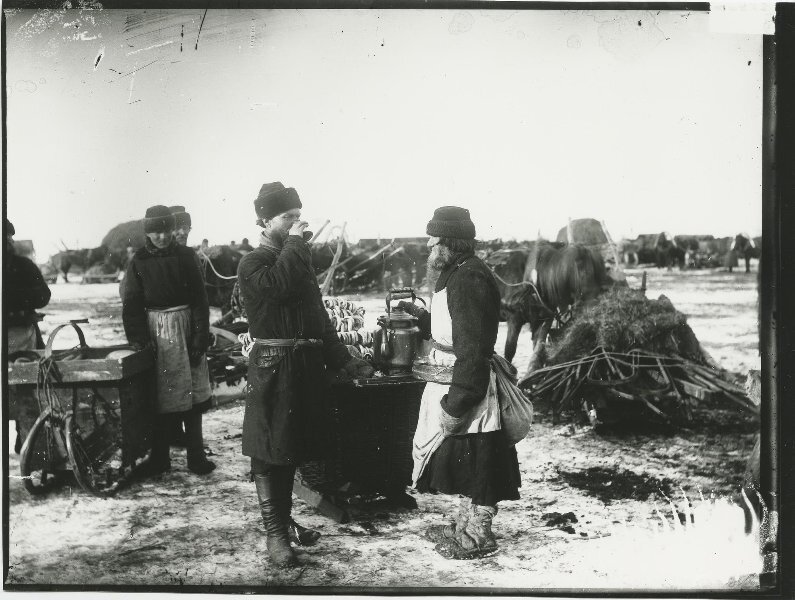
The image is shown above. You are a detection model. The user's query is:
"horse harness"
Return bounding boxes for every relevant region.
[488,266,567,328]
[197,248,238,288]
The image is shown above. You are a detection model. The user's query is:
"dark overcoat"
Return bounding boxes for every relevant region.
[121,240,209,355]
[237,234,351,465]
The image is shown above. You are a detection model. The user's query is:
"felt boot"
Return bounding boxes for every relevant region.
[169,420,188,448]
[140,416,172,476]
[425,496,470,543]
[435,504,498,560]
[184,409,216,475]
[255,473,298,568]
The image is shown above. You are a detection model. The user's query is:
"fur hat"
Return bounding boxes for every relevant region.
[6,219,15,236]
[254,182,302,220]
[426,206,476,240]
[169,205,192,229]
[142,205,176,233]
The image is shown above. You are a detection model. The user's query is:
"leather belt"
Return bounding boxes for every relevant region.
[252,338,323,348]
[147,304,190,313]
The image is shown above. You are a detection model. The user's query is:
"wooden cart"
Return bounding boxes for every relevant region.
[8,322,155,497]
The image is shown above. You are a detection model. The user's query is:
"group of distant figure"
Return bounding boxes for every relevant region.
[620,232,758,273]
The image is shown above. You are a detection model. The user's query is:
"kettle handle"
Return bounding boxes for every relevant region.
[386,287,422,315]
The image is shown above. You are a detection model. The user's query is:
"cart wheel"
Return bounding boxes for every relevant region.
[19,410,68,496]
[65,414,119,497]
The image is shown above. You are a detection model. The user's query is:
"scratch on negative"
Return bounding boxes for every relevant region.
[195,8,208,51]
[113,59,159,80]
[127,40,174,56]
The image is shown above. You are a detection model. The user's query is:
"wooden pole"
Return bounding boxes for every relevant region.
[600,219,625,282]
[309,220,330,244]
[318,240,394,281]
[321,222,347,296]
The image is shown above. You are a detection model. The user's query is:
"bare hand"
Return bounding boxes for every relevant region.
[289,221,310,237]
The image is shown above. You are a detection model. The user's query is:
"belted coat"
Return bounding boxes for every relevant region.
[237,232,351,465]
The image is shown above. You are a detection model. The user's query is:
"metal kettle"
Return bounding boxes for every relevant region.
[372,288,426,374]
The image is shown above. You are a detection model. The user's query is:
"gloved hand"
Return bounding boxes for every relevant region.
[396,300,425,317]
[439,397,467,437]
[132,340,153,353]
[343,357,374,379]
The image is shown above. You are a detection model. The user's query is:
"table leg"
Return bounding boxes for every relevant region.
[293,471,350,524]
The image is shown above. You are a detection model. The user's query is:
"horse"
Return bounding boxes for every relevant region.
[197,245,242,312]
[486,241,614,371]
[654,232,684,270]
[727,233,758,273]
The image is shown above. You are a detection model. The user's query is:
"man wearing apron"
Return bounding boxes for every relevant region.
[122,205,216,476]
[403,206,521,560]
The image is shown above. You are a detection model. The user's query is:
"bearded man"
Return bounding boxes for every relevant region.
[237,182,374,568]
[400,206,521,560]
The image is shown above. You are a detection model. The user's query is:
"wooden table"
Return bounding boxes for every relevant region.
[295,374,426,523]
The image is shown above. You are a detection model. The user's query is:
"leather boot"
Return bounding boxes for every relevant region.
[425,496,470,543]
[435,504,498,560]
[254,473,298,568]
[184,409,216,475]
[277,467,321,546]
[140,415,172,476]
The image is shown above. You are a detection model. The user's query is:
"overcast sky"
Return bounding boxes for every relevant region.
[5,8,762,258]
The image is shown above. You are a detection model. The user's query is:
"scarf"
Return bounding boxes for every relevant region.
[144,237,177,257]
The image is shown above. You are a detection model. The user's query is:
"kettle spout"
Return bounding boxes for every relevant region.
[380,323,391,358]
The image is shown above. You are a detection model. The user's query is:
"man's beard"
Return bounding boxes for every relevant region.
[425,245,455,289]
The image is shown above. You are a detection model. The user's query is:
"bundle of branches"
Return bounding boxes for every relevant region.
[546,287,706,366]
[519,287,756,426]
[519,347,757,427]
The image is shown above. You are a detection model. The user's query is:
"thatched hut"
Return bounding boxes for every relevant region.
[555,218,623,282]
[101,220,146,255]
[555,218,608,246]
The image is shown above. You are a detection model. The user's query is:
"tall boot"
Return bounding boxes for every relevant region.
[184,409,216,475]
[425,496,470,543]
[254,473,298,568]
[141,415,172,476]
[434,504,498,560]
[279,468,321,546]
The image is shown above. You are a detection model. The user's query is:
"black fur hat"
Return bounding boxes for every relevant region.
[169,205,192,229]
[143,205,176,233]
[254,182,302,220]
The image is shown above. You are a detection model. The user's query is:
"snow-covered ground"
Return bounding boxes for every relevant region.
[6,266,762,590]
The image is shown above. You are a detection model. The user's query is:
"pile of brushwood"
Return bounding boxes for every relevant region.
[518,286,758,427]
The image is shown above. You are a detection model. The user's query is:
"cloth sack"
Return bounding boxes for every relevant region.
[490,353,534,444]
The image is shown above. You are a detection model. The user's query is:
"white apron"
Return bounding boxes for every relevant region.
[411,288,500,485]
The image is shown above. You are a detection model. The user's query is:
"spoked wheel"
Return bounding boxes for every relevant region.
[19,409,69,496]
[65,413,121,497]
[65,392,123,497]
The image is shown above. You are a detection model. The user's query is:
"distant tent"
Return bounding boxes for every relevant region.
[101,220,146,254]
[555,218,624,282]
[555,218,608,246]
